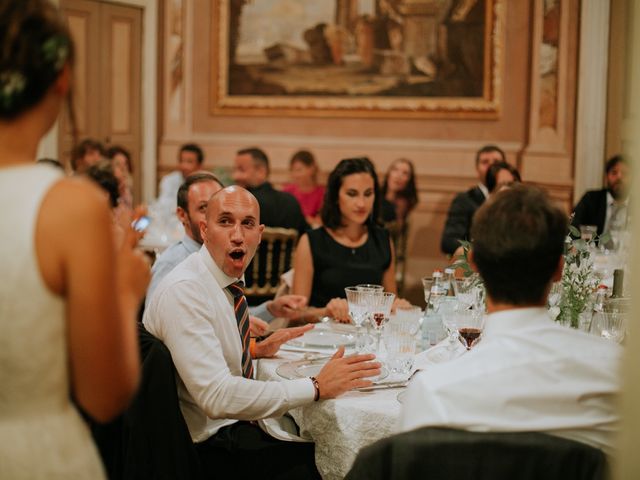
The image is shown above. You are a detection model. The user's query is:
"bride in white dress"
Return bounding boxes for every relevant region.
[0,1,149,478]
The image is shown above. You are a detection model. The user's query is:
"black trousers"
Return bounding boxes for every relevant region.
[195,421,321,480]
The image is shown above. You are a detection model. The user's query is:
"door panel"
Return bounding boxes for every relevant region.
[59,0,142,203]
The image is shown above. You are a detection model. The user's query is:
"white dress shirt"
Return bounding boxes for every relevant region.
[145,234,273,321]
[400,307,621,455]
[157,171,184,209]
[604,191,629,234]
[477,182,489,199]
[143,246,315,443]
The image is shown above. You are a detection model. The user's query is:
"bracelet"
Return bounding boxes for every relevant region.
[310,376,320,401]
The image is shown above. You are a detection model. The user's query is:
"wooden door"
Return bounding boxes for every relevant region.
[59,0,143,203]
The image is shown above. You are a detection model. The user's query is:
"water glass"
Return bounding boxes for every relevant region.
[579,225,597,243]
[422,276,446,312]
[345,286,369,352]
[383,315,420,375]
[453,274,483,310]
[367,291,396,352]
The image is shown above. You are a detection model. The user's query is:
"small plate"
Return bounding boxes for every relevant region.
[287,330,355,349]
[276,358,389,383]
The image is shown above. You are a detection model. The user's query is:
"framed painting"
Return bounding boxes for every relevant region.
[210,0,504,118]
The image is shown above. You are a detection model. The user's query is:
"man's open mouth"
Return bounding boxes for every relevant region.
[229,250,245,260]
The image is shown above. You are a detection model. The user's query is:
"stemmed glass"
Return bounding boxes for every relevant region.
[456,310,485,349]
[453,274,483,311]
[366,291,396,352]
[345,287,370,352]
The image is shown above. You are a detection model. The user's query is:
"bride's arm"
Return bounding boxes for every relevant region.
[37,178,148,422]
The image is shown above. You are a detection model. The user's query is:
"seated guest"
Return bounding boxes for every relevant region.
[105,145,134,210]
[571,155,629,237]
[440,144,504,255]
[147,172,306,323]
[233,147,309,235]
[485,160,521,194]
[157,143,205,209]
[292,157,399,322]
[380,158,418,224]
[400,185,621,455]
[71,138,104,173]
[143,186,380,479]
[283,149,325,228]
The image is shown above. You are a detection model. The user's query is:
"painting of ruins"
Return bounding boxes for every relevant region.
[211,0,504,118]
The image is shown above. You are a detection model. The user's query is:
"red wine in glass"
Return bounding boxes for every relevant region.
[373,312,385,328]
[458,327,482,349]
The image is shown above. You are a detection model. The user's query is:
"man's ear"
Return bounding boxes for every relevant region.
[257,224,265,242]
[176,207,188,227]
[54,63,71,96]
[551,255,564,282]
[199,220,208,244]
[467,249,479,273]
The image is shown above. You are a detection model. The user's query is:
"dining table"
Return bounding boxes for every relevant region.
[255,321,463,479]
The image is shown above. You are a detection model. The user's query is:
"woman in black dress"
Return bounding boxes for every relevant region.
[292,157,399,322]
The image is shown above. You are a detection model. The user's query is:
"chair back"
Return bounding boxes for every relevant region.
[244,227,299,299]
[91,324,202,480]
[346,427,608,480]
[385,220,409,293]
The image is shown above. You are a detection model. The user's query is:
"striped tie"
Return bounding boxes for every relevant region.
[226,281,253,379]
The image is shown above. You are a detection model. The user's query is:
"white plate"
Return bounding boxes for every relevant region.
[276,359,389,383]
[287,330,355,349]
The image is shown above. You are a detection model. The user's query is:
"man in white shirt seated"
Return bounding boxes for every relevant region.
[400,184,621,455]
[157,143,205,209]
[144,186,381,479]
[147,172,306,325]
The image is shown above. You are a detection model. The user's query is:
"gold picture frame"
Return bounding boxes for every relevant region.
[210,0,504,119]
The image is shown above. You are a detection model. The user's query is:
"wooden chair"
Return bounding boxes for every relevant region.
[244,227,299,301]
[385,220,409,294]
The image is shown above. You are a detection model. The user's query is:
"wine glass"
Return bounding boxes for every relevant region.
[456,310,485,350]
[345,286,369,352]
[367,291,396,352]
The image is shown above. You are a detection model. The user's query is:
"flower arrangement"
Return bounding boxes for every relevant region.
[551,225,610,328]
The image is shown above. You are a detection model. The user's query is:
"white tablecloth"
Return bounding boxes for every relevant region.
[257,351,402,479]
[256,339,463,479]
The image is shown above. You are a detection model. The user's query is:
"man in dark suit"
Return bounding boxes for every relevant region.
[232,147,309,235]
[440,145,505,255]
[571,155,629,236]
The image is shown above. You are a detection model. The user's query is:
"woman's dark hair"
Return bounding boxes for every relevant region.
[320,157,380,229]
[106,145,133,174]
[381,158,418,215]
[85,160,120,208]
[290,149,318,182]
[485,161,521,193]
[0,0,74,119]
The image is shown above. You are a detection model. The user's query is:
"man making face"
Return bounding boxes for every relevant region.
[144,187,380,479]
[147,173,308,323]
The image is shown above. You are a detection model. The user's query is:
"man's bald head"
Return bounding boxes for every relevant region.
[206,185,261,222]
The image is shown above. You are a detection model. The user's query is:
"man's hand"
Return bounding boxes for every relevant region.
[326,298,350,323]
[266,295,308,319]
[249,316,269,336]
[253,324,314,358]
[315,347,381,399]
